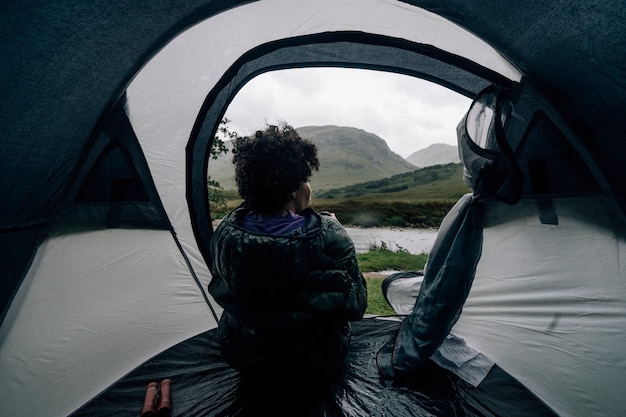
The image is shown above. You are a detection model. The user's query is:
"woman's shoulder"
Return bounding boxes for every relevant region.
[315,211,353,244]
[316,210,343,228]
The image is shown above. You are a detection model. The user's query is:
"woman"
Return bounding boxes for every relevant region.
[208,123,367,379]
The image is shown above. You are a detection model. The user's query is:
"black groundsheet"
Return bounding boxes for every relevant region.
[73,317,556,417]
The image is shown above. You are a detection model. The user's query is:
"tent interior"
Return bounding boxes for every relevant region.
[1,1,625,416]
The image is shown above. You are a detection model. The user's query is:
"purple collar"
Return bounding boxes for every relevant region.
[239,211,307,236]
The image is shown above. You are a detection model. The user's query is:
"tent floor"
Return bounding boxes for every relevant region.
[72,317,557,416]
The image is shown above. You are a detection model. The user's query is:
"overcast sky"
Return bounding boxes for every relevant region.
[223,67,472,158]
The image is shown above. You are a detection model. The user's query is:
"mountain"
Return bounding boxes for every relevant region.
[208,125,417,191]
[297,126,417,190]
[406,143,459,168]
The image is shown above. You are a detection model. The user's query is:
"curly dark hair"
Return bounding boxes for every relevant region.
[232,123,319,214]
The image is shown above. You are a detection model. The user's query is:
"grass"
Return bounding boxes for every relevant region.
[315,163,469,201]
[364,276,397,316]
[357,243,428,316]
[356,242,428,272]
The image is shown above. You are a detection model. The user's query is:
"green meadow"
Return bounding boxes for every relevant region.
[357,242,428,316]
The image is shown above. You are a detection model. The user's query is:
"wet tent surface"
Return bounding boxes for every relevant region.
[72,318,556,417]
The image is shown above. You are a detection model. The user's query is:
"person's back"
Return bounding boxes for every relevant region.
[208,124,367,378]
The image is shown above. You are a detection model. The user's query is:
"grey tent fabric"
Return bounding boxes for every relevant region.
[50,97,171,233]
[2,1,626,416]
[0,0,250,324]
[413,1,626,208]
[377,193,484,376]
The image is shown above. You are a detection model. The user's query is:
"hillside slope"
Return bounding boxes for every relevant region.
[207,125,416,191]
[315,163,469,201]
[406,143,459,168]
[312,163,469,227]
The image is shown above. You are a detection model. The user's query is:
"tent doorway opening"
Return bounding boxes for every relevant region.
[206,67,472,222]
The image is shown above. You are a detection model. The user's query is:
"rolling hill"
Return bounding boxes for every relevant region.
[207,125,417,191]
[312,163,470,227]
[406,143,460,168]
[315,162,469,201]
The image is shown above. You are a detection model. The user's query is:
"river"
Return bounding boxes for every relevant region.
[212,219,439,255]
[345,226,439,254]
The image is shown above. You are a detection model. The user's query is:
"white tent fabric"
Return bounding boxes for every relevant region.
[452,196,626,417]
[384,196,626,416]
[384,274,424,315]
[0,229,215,417]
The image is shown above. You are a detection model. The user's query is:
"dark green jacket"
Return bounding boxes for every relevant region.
[208,206,367,376]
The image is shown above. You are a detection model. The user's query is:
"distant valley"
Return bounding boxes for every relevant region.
[208,125,461,192]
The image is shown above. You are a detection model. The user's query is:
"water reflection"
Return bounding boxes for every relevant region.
[345,227,438,254]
